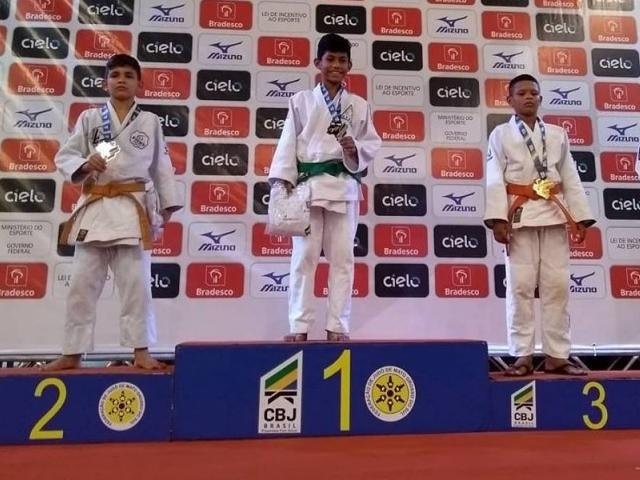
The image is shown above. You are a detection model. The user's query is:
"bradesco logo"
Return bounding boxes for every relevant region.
[482,11,531,40]
[374,264,428,298]
[16,0,73,22]
[151,222,183,257]
[485,79,510,108]
[572,151,596,182]
[316,4,366,34]
[431,148,483,180]
[535,0,581,7]
[195,106,249,138]
[0,263,47,299]
[251,223,293,257]
[253,182,270,215]
[592,48,640,78]
[196,70,250,101]
[139,68,190,100]
[374,184,427,216]
[372,41,423,71]
[542,81,589,111]
[538,47,587,76]
[138,32,192,63]
[588,0,634,11]
[61,182,81,213]
[429,77,479,108]
[536,13,585,42]
[257,37,310,67]
[610,266,640,299]
[315,263,368,298]
[193,143,248,176]
[150,263,180,299]
[428,43,478,73]
[140,104,189,137]
[374,224,428,257]
[600,152,639,182]
[434,225,487,258]
[79,0,134,24]
[595,83,640,112]
[256,108,288,139]
[72,65,108,98]
[11,27,69,59]
[0,139,58,173]
[167,142,187,175]
[435,264,488,298]
[199,0,252,29]
[0,178,55,213]
[74,30,132,60]
[569,226,603,259]
[373,111,424,142]
[8,63,66,96]
[372,7,422,36]
[254,144,276,176]
[604,188,640,220]
[186,263,244,298]
[191,181,247,215]
[543,115,593,146]
[590,15,637,44]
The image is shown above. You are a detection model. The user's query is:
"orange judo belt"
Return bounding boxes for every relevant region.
[59,181,153,250]
[506,180,579,236]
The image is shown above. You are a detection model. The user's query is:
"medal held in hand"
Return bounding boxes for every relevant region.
[95,140,120,163]
[533,177,553,199]
[327,119,347,140]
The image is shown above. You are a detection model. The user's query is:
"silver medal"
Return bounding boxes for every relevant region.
[95,141,120,163]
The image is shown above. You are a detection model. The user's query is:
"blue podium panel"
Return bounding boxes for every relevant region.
[0,369,172,445]
[172,341,490,439]
[489,374,640,431]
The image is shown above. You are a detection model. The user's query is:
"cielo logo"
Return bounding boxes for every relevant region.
[433,186,483,218]
[429,77,479,108]
[188,222,244,256]
[316,4,366,34]
[198,34,251,65]
[186,262,244,298]
[193,143,248,176]
[536,13,584,42]
[137,32,192,63]
[372,7,422,36]
[140,104,189,137]
[0,139,58,173]
[258,352,302,434]
[484,46,532,74]
[569,225,602,259]
[375,264,428,298]
[610,266,640,298]
[482,11,531,40]
[600,152,639,182]
[150,263,180,299]
[196,70,250,101]
[256,107,288,139]
[604,188,640,220]
[151,222,182,257]
[427,9,474,38]
[16,0,73,22]
[74,29,132,60]
[543,115,593,146]
[597,117,639,147]
[79,0,134,25]
[190,181,247,214]
[140,68,190,100]
[0,262,47,299]
[12,27,69,59]
[543,81,589,110]
[592,48,640,78]
[590,15,637,44]
[373,111,425,142]
[72,65,107,98]
[511,381,536,429]
[251,263,290,298]
[251,223,293,257]
[8,63,66,96]
[257,36,310,67]
[572,151,596,182]
[0,178,55,213]
[374,184,427,216]
[428,43,478,72]
[431,148,483,180]
[372,41,423,71]
[195,106,249,137]
[588,0,634,11]
[435,263,488,298]
[257,72,308,103]
[595,82,640,112]
[199,0,252,29]
[434,225,487,258]
[538,46,587,76]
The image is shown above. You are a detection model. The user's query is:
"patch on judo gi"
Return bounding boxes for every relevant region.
[512,207,522,224]
[130,131,149,149]
[76,229,88,241]
[98,382,146,431]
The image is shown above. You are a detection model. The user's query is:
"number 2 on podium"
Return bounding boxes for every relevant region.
[29,378,67,440]
[323,349,351,432]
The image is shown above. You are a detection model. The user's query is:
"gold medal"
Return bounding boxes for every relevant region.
[533,178,553,199]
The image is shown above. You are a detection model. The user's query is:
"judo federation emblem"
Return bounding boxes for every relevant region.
[130,131,149,149]
[258,351,303,434]
[511,381,536,429]
[364,366,416,422]
[98,382,146,431]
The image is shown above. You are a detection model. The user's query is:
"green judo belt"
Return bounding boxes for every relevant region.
[297,159,361,183]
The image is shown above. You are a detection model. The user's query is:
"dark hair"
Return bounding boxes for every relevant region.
[106,54,141,79]
[316,33,351,61]
[508,74,539,96]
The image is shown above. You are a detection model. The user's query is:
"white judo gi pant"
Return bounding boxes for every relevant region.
[63,243,155,354]
[505,224,571,359]
[288,202,358,334]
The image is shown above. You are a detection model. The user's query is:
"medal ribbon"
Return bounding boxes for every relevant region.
[515,115,547,179]
[319,83,343,122]
[99,103,141,142]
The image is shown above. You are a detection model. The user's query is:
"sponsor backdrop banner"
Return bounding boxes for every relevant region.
[0,0,639,355]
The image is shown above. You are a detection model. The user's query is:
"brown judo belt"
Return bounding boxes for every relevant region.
[59,181,153,250]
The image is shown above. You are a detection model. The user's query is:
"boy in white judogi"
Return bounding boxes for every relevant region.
[45,54,182,370]
[269,33,381,341]
[484,74,595,376]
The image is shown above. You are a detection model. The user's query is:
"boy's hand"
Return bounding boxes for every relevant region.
[339,136,357,160]
[492,221,510,244]
[271,179,293,194]
[572,222,587,244]
[80,153,107,173]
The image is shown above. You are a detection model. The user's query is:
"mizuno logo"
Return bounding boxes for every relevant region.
[267,78,300,91]
[384,153,416,166]
[151,4,185,16]
[210,41,243,53]
[493,51,523,63]
[570,272,595,286]
[608,123,637,135]
[16,108,52,121]
[263,272,290,285]
[201,229,236,244]
[443,192,475,205]
[437,16,467,27]
[550,87,580,99]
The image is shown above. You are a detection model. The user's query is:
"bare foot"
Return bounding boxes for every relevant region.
[133,349,166,370]
[41,354,82,371]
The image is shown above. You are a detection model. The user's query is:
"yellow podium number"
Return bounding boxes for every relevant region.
[323,349,351,432]
[29,378,67,440]
[582,381,608,430]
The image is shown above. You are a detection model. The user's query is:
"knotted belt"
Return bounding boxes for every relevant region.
[60,181,153,250]
[297,159,361,184]
[506,181,579,235]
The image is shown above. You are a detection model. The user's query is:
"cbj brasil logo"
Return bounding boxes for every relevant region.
[259,352,302,434]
